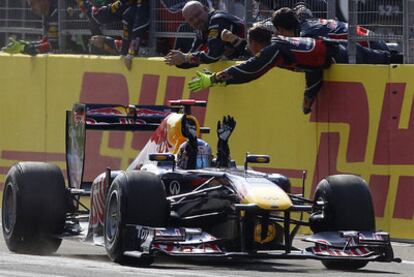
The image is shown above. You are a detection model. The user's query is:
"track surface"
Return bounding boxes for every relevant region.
[0,228,413,277]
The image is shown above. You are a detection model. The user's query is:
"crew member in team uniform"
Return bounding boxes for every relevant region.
[78,0,150,69]
[276,6,390,52]
[164,1,246,69]
[188,25,390,114]
[1,36,51,55]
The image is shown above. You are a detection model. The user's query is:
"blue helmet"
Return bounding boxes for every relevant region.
[177,139,212,169]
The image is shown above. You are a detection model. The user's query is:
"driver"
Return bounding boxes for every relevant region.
[176,115,236,169]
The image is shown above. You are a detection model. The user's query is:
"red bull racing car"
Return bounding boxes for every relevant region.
[2,99,400,270]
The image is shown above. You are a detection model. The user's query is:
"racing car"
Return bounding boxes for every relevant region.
[2,99,400,270]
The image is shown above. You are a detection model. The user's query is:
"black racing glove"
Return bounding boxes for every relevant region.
[217,115,236,142]
[216,115,236,168]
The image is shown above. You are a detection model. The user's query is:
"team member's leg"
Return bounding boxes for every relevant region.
[355,44,390,64]
[120,5,137,56]
[302,70,323,114]
[129,1,150,56]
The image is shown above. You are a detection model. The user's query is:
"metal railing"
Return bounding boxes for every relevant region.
[347,0,408,63]
[56,0,123,53]
[0,0,43,45]
[0,0,331,54]
[0,0,412,62]
[149,1,194,55]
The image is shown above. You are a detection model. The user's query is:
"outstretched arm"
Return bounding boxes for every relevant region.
[165,18,234,68]
[218,43,281,85]
[188,43,282,92]
[164,36,204,68]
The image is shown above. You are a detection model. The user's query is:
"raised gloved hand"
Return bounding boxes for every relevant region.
[216,115,236,168]
[217,115,236,142]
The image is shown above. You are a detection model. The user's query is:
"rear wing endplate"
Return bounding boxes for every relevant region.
[65,100,209,189]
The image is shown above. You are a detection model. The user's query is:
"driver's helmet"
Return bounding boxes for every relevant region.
[177,139,212,169]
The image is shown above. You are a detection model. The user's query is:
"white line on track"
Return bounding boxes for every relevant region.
[0,269,66,277]
[392,242,414,247]
[402,260,414,265]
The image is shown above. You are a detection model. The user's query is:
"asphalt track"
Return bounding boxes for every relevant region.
[0,221,413,277]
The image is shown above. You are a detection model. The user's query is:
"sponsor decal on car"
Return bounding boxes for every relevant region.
[310,245,374,257]
[254,223,277,244]
[169,180,181,195]
[90,173,108,227]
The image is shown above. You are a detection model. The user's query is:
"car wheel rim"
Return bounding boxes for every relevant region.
[2,182,16,235]
[105,190,119,243]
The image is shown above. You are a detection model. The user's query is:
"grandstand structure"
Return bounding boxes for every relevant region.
[0,0,412,63]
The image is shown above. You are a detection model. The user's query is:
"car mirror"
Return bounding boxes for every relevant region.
[244,153,270,170]
[149,154,176,170]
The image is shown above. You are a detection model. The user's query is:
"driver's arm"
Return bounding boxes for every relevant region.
[216,116,236,168]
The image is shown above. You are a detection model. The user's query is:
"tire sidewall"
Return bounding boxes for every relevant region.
[313,175,375,232]
[1,162,66,254]
[313,179,334,231]
[312,175,375,270]
[2,180,19,248]
[103,171,168,264]
[104,180,126,262]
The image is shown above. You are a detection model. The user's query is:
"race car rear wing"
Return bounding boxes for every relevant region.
[65,100,209,189]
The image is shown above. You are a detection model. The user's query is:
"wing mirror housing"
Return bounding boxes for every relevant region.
[244,153,270,170]
[149,154,176,170]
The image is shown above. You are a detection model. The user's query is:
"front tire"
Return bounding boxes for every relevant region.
[104,171,169,265]
[2,162,67,254]
[311,174,375,270]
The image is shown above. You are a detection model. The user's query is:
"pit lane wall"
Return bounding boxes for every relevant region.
[0,54,413,240]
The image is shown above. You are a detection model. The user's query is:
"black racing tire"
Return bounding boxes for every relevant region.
[312,174,375,270]
[104,171,169,265]
[2,162,67,255]
[321,259,370,271]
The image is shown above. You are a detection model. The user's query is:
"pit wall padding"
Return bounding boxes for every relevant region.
[0,53,413,239]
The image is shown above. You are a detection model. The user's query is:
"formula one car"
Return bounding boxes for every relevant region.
[2,99,400,270]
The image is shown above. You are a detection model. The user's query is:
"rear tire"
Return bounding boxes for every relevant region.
[104,171,169,265]
[2,162,67,255]
[312,174,375,270]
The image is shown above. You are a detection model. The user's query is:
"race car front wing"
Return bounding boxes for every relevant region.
[122,225,401,263]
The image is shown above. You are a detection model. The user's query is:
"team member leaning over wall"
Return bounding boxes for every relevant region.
[164,1,247,69]
[78,0,150,70]
[188,24,391,114]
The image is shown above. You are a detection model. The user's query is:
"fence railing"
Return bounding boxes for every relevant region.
[0,0,412,62]
[347,0,408,63]
[0,0,43,45]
